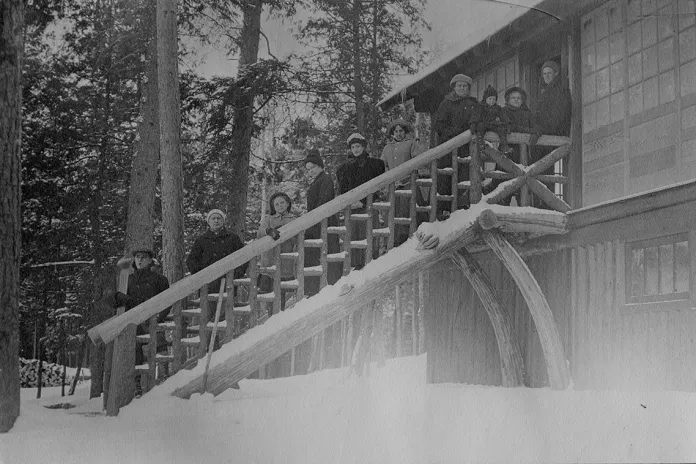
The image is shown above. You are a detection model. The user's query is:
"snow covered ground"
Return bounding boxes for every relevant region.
[3,354,696,463]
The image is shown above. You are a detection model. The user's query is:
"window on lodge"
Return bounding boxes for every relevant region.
[626,234,690,304]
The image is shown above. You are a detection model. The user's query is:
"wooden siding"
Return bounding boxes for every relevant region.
[427,228,696,391]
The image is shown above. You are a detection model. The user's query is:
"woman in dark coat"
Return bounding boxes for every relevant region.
[336,133,385,269]
[304,149,341,295]
[502,86,533,164]
[185,209,248,292]
[432,74,478,216]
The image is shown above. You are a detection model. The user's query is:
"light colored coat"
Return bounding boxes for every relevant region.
[257,212,297,278]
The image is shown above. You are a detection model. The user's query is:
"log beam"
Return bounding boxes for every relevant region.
[450,250,524,387]
[481,230,571,389]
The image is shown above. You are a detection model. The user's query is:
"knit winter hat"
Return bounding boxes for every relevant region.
[347,132,368,148]
[449,74,473,88]
[541,60,560,74]
[304,148,324,168]
[482,85,498,101]
[504,86,528,103]
[206,209,226,223]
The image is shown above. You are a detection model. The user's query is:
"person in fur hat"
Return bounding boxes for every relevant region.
[380,119,425,245]
[185,209,248,293]
[336,133,385,269]
[432,74,478,217]
[470,84,512,155]
[502,86,533,136]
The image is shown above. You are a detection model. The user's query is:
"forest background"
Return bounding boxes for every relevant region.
[11,0,517,403]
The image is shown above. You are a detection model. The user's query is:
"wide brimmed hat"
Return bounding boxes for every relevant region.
[386,119,413,137]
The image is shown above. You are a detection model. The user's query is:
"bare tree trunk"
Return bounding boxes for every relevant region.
[157,0,184,284]
[227,0,262,236]
[0,0,24,433]
[352,0,364,134]
[124,0,159,256]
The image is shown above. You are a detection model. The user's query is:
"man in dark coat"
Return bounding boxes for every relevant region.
[113,247,170,365]
[530,60,572,144]
[304,149,341,295]
[432,74,478,216]
[336,133,385,269]
[185,209,248,293]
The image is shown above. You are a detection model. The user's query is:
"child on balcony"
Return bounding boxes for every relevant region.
[470,85,513,156]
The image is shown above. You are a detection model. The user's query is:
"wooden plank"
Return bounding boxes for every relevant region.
[429,161,437,223]
[410,172,418,236]
[451,250,525,387]
[365,194,373,265]
[106,324,136,416]
[388,183,396,250]
[482,230,571,390]
[320,219,328,288]
[272,245,282,316]
[147,316,157,389]
[469,140,482,204]
[343,207,352,275]
[395,283,403,356]
[451,149,459,212]
[520,142,530,206]
[198,285,209,354]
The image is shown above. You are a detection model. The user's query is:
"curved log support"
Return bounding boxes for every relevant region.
[450,250,524,387]
[481,230,571,390]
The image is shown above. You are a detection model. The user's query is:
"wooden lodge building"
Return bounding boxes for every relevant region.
[379,0,696,390]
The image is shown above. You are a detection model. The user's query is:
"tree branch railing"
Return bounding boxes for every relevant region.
[88,129,572,410]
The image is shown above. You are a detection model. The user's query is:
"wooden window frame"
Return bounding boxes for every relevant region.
[624,232,692,309]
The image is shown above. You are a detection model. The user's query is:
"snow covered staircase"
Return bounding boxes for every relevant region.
[88,130,572,413]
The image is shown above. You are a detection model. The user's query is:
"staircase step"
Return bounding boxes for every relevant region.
[394,189,412,197]
[373,228,391,237]
[136,334,151,343]
[233,277,252,286]
[280,252,299,259]
[303,265,323,276]
[394,217,412,225]
[190,293,230,305]
[416,206,432,213]
[158,321,176,331]
[233,305,251,313]
[280,279,299,290]
[256,292,275,302]
[304,239,323,248]
[327,251,348,261]
[457,181,472,189]
[188,320,227,332]
[182,308,202,317]
[155,354,174,362]
[350,240,367,249]
[372,202,391,209]
[458,156,471,164]
[135,363,149,372]
[437,167,454,175]
[258,266,276,274]
[436,194,454,201]
[416,178,432,186]
[181,337,200,346]
[350,214,370,220]
[327,226,347,234]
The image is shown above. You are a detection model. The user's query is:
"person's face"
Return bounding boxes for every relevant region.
[134,252,152,270]
[208,213,224,232]
[273,196,289,214]
[453,81,470,97]
[542,67,558,85]
[306,162,322,178]
[392,125,406,141]
[485,95,497,106]
[350,142,365,156]
[507,91,523,108]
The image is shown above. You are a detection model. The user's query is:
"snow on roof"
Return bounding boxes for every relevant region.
[377,0,545,108]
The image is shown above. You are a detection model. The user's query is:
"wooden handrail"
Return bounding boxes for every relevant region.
[88,131,570,346]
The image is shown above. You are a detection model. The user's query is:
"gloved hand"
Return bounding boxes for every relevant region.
[114,291,129,307]
[266,227,280,240]
[528,132,541,146]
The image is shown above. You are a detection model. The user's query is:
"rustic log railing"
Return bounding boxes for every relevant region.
[89,130,571,411]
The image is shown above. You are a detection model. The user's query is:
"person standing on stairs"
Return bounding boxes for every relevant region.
[336,133,386,270]
[185,209,248,294]
[304,149,341,296]
[111,247,170,373]
[256,191,297,311]
[380,119,425,246]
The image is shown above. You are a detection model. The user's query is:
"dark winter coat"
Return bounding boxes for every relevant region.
[433,91,479,142]
[306,170,338,239]
[503,103,534,133]
[469,103,511,135]
[185,228,248,282]
[336,152,386,202]
[120,264,171,348]
[533,76,572,136]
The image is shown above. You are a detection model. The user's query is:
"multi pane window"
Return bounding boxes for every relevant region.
[582,1,625,134]
[626,0,676,116]
[627,233,690,304]
[678,0,696,97]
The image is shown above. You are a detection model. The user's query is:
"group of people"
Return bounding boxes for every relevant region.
[106,59,573,375]
[433,60,572,211]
